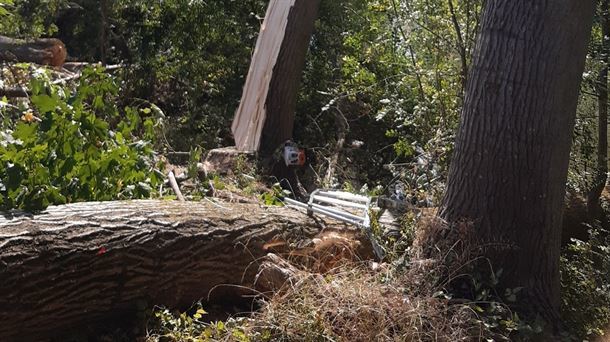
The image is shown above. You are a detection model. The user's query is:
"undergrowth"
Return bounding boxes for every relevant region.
[147,267,485,342]
[560,224,610,340]
[144,189,610,342]
[146,215,542,341]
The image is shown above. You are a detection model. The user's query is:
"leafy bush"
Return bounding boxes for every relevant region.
[561,225,610,339]
[0,65,163,210]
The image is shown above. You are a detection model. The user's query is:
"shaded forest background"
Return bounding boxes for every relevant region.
[3,0,474,199]
[0,0,609,340]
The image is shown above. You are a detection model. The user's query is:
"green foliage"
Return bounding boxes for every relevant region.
[259,183,286,206]
[0,0,64,37]
[569,2,610,196]
[569,92,598,194]
[421,266,544,341]
[149,304,264,342]
[561,225,610,339]
[183,146,209,198]
[0,0,472,199]
[297,0,416,187]
[464,271,545,340]
[382,0,481,203]
[293,0,481,200]
[0,0,14,17]
[0,0,266,151]
[375,209,418,260]
[98,0,267,151]
[0,66,162,211]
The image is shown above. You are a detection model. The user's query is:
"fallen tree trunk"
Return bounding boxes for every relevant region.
[0,200,334,341]
[0,35,67,67]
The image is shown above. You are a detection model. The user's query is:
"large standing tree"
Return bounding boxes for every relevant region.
[438,0,595,328]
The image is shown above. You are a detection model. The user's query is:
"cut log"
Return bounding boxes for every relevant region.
[0,35,67,67]
[0,199,342,341]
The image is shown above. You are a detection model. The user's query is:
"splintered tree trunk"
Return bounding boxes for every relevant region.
[0,200,331,341]
[0,36,67,67]
[438,0,594,329]
[232,0,320,155]
[258,0,319,156]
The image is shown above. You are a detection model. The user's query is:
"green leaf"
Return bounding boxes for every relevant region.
[115,131,124,144]
[12,122,38,144]
[31,95,59,113]
[193,308,207,319]
[216,321,225,332]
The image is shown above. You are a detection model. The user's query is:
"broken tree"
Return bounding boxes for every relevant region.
[231,0,320,156]
[0,199,351,341]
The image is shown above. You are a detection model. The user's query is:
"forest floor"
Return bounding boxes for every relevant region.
[140,156,610,342]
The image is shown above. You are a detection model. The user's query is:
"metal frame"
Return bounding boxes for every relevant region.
[284,190,385,259]
[284,189,372,228]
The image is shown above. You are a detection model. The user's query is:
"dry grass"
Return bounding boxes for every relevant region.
[237,214,514,341]
[245,264,484,341]
[148,218,505,342]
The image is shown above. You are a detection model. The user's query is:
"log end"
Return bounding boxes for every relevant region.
[36,38,67,67]
[0,36,67,67]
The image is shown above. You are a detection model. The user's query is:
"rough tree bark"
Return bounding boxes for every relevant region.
[0,200,337,341]
[258,0,319,156]
[588,0,610,219]
[438,0,594,330]
[232,0,320,155]
[0,36,67,67]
